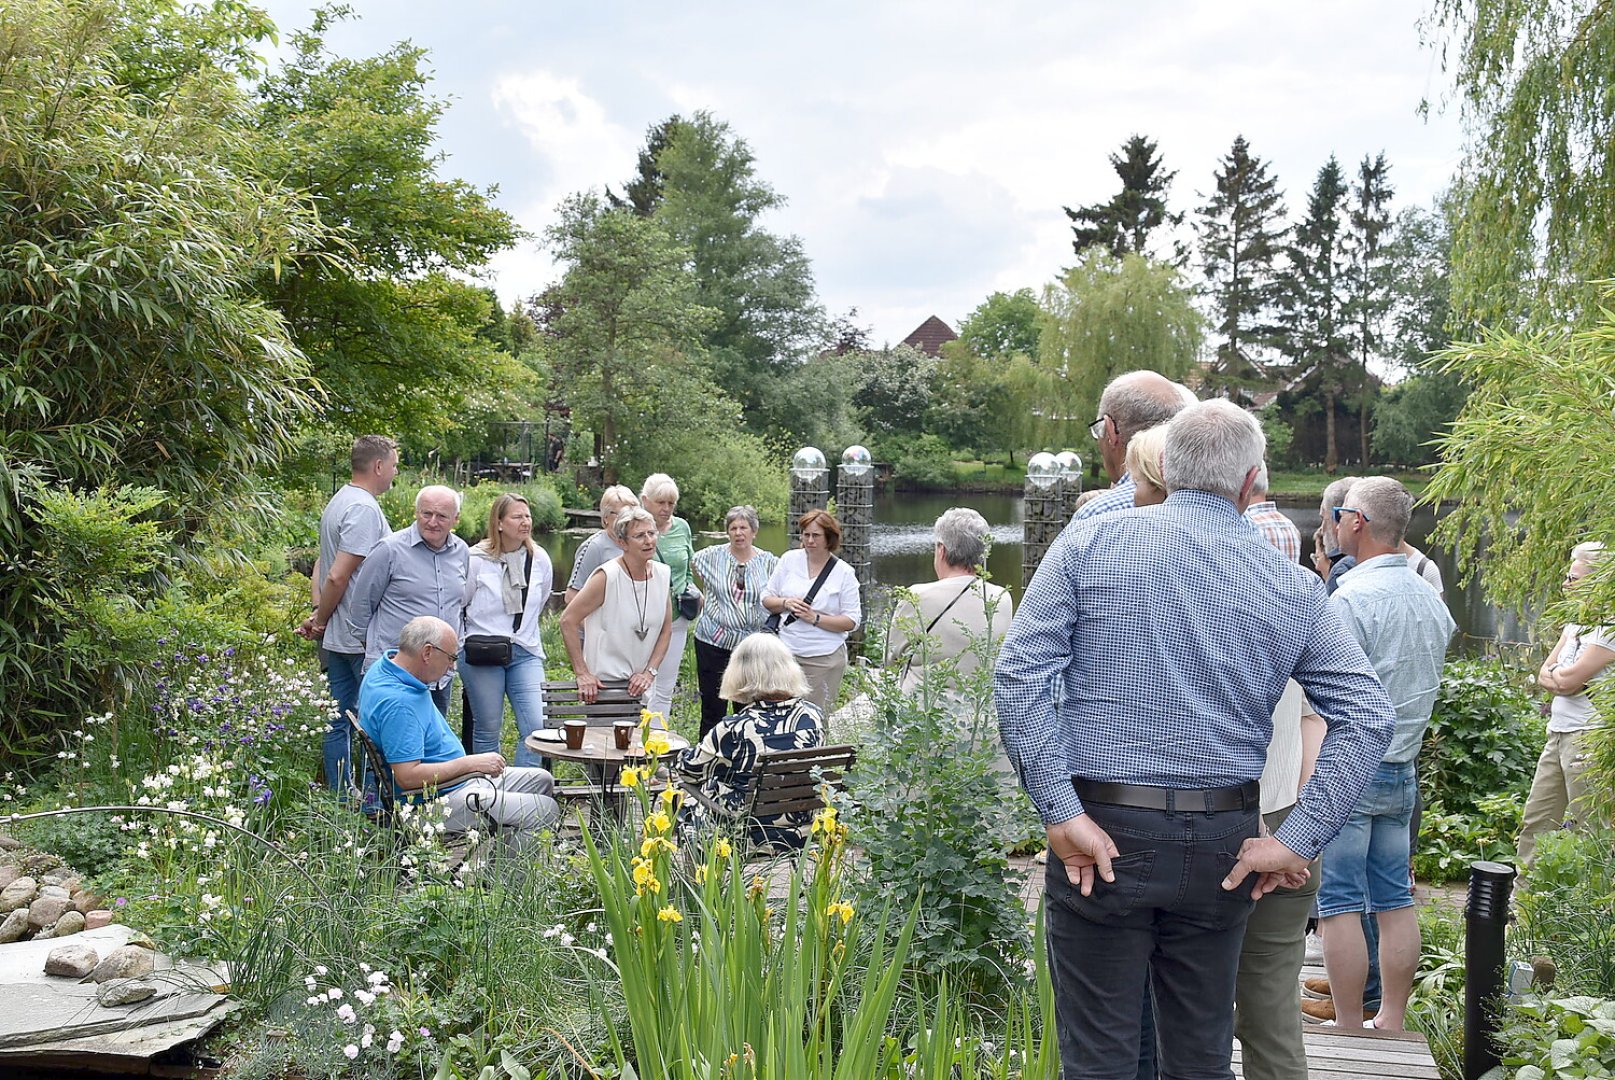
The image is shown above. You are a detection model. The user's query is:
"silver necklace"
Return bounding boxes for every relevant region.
[629,567,651,641]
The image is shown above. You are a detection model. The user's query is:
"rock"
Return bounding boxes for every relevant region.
[44,944,99,978]
[19,853,62,876]
[28,895,71,929]
[84,910,114,930]
[0,875,36,911]
[0,907,29,943]
[0,832,20,850]
[51,910,85,937]
[96,978,157,1006]
[38,884,70,900]
[125,931,157,951]
[71,890,100,914]
[90,945,155,983]
[0,866,19,891]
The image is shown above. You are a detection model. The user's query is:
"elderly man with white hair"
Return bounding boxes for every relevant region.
[994,398,1395,1077]
[360,616,559,842]
[347,484,470,716]
[1077,370,1196,520]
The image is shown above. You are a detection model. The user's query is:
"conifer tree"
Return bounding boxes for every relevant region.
[1063,135,1181,259]
[1344,152,1395,463]
[1279,157,1352,471]
[1195,135,1288,401]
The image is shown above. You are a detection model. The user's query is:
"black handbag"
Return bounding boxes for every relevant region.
[677,585,703,621]
[763,556,837,634]
[462,550,534,666]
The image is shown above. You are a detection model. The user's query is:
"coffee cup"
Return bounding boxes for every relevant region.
[564,719,587,750]
[613,720,635,750]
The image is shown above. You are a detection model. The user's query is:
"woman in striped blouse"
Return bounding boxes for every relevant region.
[690,505,779,738]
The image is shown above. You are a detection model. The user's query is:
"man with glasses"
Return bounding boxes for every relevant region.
[1076,371,1196,521]
[347,485,470,716]
[359,616,558,843]
[1314,477,1454,1031]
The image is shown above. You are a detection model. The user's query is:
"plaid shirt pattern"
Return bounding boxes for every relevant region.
[1244,501,1302,564]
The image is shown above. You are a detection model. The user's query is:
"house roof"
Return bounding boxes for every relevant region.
[900,315,957,357]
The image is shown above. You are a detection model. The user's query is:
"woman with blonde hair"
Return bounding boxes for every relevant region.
[565,485,640,605]
[1126,424,1170,507]
[460,493,553,765]
[675,633,825,848]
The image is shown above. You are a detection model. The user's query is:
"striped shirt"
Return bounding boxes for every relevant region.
[993,489,1396,860]
[691,544,780,648]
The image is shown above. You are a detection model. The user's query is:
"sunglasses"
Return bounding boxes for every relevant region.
[1330,506,1371,524]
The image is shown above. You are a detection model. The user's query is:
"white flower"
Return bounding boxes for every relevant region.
[361,1030,373,1049]
[306,995,320,1006]
[367,970,388,986]
[386,1031,404,1054]
[355,990,375,1006]
[304,976,316,991]
[326,987,343,1001]
[359,962,371,973]
[336,1003,356,1023]
[343,1044,359,1060]
[315,965,328,976]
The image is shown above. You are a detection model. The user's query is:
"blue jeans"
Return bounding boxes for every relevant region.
[460,645,547,768]
[1044,796,1260,1079]
[322,648,368,792]
[1318,760,1417,919]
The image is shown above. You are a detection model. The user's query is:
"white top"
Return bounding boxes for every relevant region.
[1260,680,1306,815]
[885,576,1014,694]
[1405,543,1445,598]
[462,546,554,656]
[583,558,670,682]
[763,549,862,658]
[1549,623,1615,733]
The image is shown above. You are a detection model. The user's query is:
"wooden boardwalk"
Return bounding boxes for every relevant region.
[1236,1024,1441,1079]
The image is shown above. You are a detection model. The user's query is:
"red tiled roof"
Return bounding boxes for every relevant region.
[901,315,957,357]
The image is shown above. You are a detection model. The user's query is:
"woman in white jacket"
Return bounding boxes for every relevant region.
[460,493,554,767]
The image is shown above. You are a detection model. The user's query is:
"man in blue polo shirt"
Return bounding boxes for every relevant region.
[360,616,559,843]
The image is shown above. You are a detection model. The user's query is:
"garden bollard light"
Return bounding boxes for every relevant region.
[1464,859,1517,1080]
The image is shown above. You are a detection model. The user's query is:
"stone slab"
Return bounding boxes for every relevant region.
[0,978,227,1048]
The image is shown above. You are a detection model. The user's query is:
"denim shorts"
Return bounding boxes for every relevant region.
[1317,759,1417,918]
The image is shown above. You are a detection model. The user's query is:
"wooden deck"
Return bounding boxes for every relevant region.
[1236,1024,1441,1079]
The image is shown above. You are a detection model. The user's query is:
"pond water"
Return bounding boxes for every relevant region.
[534,490,1524,653]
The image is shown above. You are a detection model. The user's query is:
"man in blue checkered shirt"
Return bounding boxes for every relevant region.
[994,399,1394,1078]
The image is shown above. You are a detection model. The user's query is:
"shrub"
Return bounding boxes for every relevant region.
[1514,828,1615,996]
[1493,995,1615,1078]
[882,433,958,490]
[626,427,789,527]
[1422,657,1544,815]
[375,471,567,539]
[1415,793,1525,883]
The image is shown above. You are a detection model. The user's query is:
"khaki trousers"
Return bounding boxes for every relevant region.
[1234,806,1320,1080]
[793,644,848,717]
[1518,729,1594,864]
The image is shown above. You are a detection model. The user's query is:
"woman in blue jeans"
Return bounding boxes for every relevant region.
[461,493,554,767]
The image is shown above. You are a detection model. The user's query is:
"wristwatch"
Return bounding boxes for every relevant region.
[644,666,659,679]
[813,612,822,626]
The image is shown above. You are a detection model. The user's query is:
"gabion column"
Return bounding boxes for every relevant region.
[1056,451,1084,523]
[1022,452,1065,584]
[836,445,875,594]
[788,447,829,549]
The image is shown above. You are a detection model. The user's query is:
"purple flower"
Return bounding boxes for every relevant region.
[114,897,127,907]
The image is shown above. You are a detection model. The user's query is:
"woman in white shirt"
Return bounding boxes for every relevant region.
[762,509,861,712]
[460,494,554,767]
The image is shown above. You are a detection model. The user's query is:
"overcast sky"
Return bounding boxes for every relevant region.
[257,1,1466,346]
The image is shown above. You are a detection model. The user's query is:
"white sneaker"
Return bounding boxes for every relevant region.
[1304,932,1324,965]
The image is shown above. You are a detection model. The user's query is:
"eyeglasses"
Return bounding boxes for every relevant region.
[426,641,457,666]
[1330,506,1371,524]
[1088,415,1109,440]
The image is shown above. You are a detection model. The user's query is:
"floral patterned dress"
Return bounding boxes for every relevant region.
[675,696,824,848]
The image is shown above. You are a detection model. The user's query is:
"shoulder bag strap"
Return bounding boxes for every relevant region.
[513,548,534,633]
[898,577,977,683]
[784,555,838,627]
[924,577,978,635]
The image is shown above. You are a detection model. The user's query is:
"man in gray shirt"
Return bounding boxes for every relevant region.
[346,485,470,717]
[297,435,397,792]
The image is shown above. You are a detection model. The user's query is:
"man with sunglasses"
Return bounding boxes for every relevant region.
[1315,477,1454,1032]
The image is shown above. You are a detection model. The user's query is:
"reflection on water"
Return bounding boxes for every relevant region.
[535,490,1524,654]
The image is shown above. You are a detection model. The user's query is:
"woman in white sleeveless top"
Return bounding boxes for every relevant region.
[560,507,672,713]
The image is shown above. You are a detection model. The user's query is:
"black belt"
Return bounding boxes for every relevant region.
[1074,779,1259,813]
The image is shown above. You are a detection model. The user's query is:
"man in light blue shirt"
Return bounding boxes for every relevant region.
[995,399,1394,1078]
[347,485,469,716]
[1316,477,1454,1032]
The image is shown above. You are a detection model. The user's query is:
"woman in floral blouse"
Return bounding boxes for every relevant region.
[675,633,824,849]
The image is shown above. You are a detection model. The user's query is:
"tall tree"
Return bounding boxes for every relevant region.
[607,115,683,217]
[1195,135,1289,401]
[957,289,1043,360]
[252,9,523,447]
[1063,135,1182,259]
[544,194,715,479]
[645,112,823,436]
[1430,0,1615,328]
[1033,252,1202,448]
[1344,152,1395,464]
[1279,157,1352,471]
